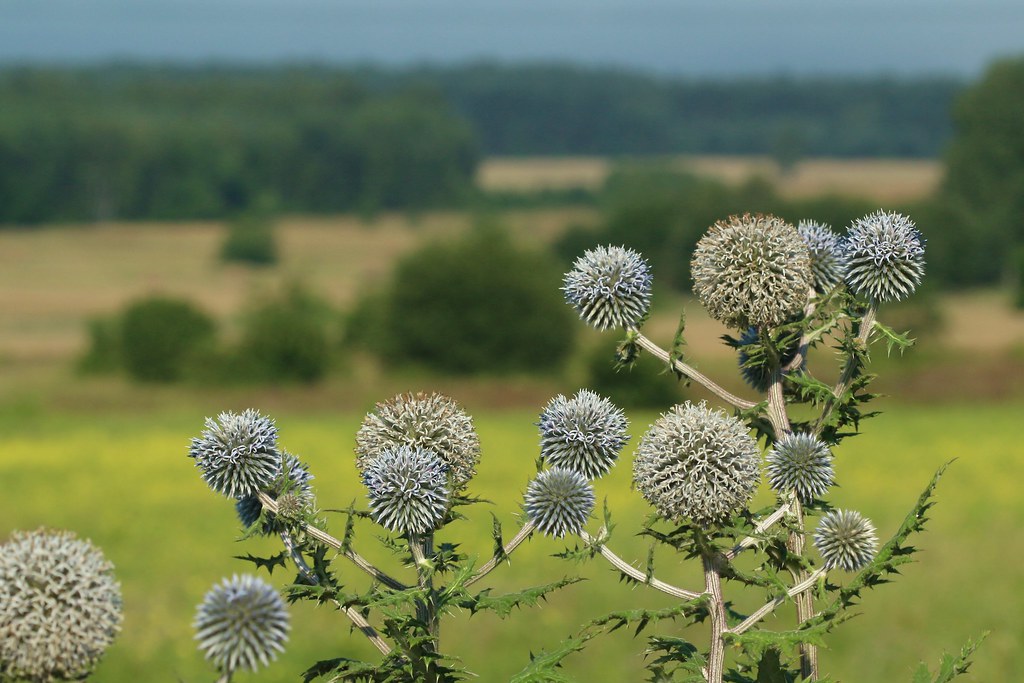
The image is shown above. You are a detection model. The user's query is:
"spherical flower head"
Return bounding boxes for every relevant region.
[0,529,123,681]
[538,389,629,479]
[765,432,835,502]
[524,467,595,537]
[356,392,480,491]
[633,402,761,527]
[814,509,878,571]
[236,452,315,534]
[563,245,653,330]
[189,409,282,499]
[363,446,450,534]
[691,214,813,330]
[194,574,290,675]
[844,210,925,302]
[798,220,848,292]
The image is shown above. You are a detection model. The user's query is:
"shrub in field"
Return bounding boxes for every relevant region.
[235,284,334,383]
[220,198,279,266]
[120,296,216,382]
[369,223,575,374]
[185,210,984,682]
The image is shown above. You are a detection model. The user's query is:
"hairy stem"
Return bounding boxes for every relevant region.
[464,521,536,587]
[813,300,878,437]
[787,497,818,679]
[724,501,792,561]
[782,286,819,372]
[256,491,408,591]
[279,531,392,656]
[727,567,828,636]
[631,329,757,410]
[409,532,440,643]
[579,529,702,600]
[703,552,726,683]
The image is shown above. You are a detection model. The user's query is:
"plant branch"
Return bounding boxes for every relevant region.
[703,553,726,683]
[813,299,878,437]
[630,329,757,410]
[579,529,702,600]
[464,521,536,587]
[727,567,828,636]
[409,532,440,642]
[724,501,792,561]
[278,530,392,656]
[256,491,408,591]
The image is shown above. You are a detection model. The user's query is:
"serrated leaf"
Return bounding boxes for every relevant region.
[233,550,288,574]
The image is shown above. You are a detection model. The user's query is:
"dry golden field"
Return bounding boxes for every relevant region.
[478,155,942,202]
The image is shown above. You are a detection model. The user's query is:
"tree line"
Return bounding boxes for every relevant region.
[0,63,964,224]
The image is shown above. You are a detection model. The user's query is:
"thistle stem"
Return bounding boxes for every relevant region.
[409,533,440,643]
[579,529,702,600]
[724,501,791,561]
[631,329,757,410]
[783,286,819,372]
[788,496,819,679]
[256,491,408,591]
[464,521,536,587]
[703,552,726,683]
[813,300,878,437]
[726,567,827,636]
[278,530,392,656]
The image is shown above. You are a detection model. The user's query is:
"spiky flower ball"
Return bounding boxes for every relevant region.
[691,214,813,329]
[363,446,450,534]
[633,402,760,527]
[356,392,480,490]
[563,245,652,330]
[814,509,878,571]
[0,529,123,681]
[189,409,282,499]
[538,389,629,479]
[765,433,835,502]
[798,220,847,291]
[844,210,925,302]
[194,574,290,675]
[236,453,315,533]
[524,468,595,537]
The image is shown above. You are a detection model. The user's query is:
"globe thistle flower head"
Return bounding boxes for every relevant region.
[765,432,835,502]
[0,529,123,682]
[189,409,282,499]
[798,220,848,291]
[194,574,290,675]
[814,509,878,572]
[563,245,653,331]
[363,446,451,534]
[691,214,813,329]
[633,401,761,527]
[236,453,315,533]
[538,389,629,479]
[844,210,925,302]
[356,392,480,491]
[524,467,595,537]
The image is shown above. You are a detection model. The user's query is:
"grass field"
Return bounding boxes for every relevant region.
[0,402,1017,681]
[478,155,942,202]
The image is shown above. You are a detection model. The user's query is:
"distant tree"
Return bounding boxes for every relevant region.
[941,56,1024,284]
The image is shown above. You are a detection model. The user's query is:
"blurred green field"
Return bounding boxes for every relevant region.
[0,402,1018,682]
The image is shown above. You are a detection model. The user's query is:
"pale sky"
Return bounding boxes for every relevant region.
[2,0,1023,76]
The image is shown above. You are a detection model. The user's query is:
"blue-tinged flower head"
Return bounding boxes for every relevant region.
[538,389,629,480]
[766,432,835,502]
[194,574,289,676]
[798,220,848,292]
[236,452,315,533]
[633,401,761,527]
[363,446,450,534]
[844,210,925,302]
[356,392,480,491]
[692,214,812,330]
[563,245,653,330]
[0,529,123,682]
[731,326,800,393]
[189,409,282,499]
[814,509,878,571]
[524,468,595,537]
